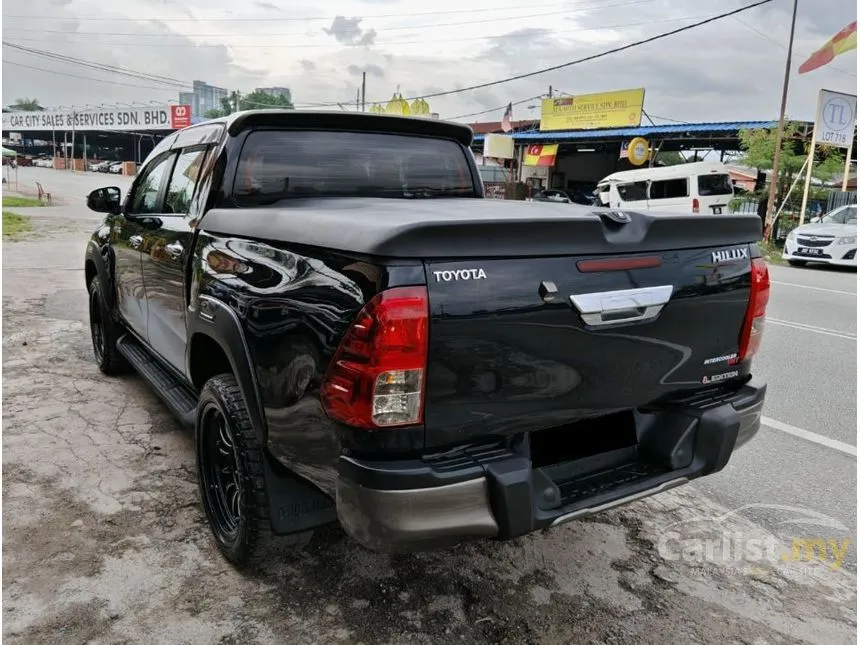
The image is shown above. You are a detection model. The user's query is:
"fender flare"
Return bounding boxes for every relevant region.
[84,240,116,310]
[187,295,269,445]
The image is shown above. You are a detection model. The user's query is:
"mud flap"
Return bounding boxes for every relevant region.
[262,452,337,535]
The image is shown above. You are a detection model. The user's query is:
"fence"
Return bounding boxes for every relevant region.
[826,190,857,212]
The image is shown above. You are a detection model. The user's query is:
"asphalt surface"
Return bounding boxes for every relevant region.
[694,262,858,567]
[2,167,856,644]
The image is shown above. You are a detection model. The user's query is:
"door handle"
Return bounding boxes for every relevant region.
[570,285,674,327]
[129,235,143,249]
[165,241,184,259]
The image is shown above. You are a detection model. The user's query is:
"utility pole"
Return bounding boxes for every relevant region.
[763,0,799,241]
[548,85,553,98]
[356,88,360,111]
[361,72,367,112]
[233,91,241,113]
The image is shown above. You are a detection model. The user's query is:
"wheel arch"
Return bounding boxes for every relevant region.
[187,297,269,446]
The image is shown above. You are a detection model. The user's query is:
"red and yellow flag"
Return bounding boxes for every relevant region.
[523,144,558,167]
[799,21,857,74]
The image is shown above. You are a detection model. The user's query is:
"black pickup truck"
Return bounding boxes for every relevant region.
[84,110,770,566]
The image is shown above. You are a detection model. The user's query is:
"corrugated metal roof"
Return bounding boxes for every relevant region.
[471,120,778,142]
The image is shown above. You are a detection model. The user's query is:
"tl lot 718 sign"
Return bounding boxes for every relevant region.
[2,105,192,132]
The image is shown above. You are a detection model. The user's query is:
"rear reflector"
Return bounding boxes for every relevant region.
[577,256,662,272]
[692,198,700,214]
[738,257,770,362]
[321,286,428,429]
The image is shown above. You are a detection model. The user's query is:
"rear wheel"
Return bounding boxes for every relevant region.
[88,276,128,375]
[788,260,807,267]
[196,373,311,568]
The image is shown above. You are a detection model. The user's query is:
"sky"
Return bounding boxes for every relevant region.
[1,0,857,125]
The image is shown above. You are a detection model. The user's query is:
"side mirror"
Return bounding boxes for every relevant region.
[87,187,121,214]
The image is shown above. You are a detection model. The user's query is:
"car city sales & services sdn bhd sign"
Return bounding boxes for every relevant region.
[1,104,192,133]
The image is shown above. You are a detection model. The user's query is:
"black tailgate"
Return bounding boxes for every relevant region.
[423,245,755,449]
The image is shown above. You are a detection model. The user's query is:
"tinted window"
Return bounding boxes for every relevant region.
[128,154,173,214]
[697,173,733,196]
[234,130,474,205]
[165,147,209,215]
[617,181,647,202]
[649,178,689,199]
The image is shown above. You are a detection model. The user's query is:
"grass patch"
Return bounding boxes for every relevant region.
[3,211,33,239]
[2,195,43,208]
[759,240,786,265]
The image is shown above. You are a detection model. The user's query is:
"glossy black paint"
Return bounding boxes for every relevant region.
[422,247,755,450]
[83,112,764,506]
[189,231,428,492]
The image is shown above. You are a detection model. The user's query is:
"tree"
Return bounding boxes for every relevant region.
[239,90,293,111]
[738,121,845,230]
[10,97,42,111]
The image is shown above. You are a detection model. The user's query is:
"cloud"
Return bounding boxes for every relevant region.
[347,64,385,78]
[322,16,377,46]
[1,0,855,124]
[254,1,279,10]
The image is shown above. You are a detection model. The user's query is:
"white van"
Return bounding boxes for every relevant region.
[595,161,735,214]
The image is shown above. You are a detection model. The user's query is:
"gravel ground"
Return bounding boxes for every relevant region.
[2,209,857,645]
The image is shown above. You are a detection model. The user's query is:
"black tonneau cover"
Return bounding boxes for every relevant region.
[199,199,762,259]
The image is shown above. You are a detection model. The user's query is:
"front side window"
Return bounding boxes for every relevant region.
[165,147,209,215]
[233,130,475,205]
[128,154,173,214]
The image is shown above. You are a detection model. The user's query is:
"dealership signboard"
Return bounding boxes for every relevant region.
[539,88,645,131]
[1,104,192,132]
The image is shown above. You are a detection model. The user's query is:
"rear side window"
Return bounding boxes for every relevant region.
[649,178,689,199]
[617,181,647,202]
[697,173,733,196]
[234,130,474,205]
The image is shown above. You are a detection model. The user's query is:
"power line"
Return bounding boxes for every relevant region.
[1,42,190,88]
[2,0,658,38]
[2,60,180,91]
[1,14,724,49]
[732,15,857,77]
[0,0,646,22]
[365,0,775,104]
[448,96,545,120]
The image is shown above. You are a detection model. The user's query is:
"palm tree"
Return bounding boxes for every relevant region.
[9,98,43,111]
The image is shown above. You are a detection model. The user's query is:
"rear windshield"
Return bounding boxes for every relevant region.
[234,130,475,205]
[697,173,733,196]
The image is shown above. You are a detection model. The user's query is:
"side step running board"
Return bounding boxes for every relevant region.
[116,334,197,428]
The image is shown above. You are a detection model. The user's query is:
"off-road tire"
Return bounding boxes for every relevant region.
[88,276,129,375]
[196,373,311,568]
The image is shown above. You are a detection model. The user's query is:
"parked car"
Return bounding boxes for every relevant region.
[782,204,857,267]
[595,162,735,214]
[84,110,769,567]
[530,189,595,205]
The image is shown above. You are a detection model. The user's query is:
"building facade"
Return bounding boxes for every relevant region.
[179,81,230,118]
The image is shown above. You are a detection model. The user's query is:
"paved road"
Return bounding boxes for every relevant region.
[7,166,133,206]
[2,169,856,643]
[694,262,858,568]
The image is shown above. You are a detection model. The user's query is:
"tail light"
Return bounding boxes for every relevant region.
[738,257,770,362]
[692,198,700,213]
[321,286,428,429]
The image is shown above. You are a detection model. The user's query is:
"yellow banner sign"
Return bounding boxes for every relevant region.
[540,88,645,131]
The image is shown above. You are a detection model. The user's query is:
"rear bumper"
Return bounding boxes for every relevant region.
[336,378,766,553]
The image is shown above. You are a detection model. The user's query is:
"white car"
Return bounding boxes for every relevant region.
[782,204,857,267]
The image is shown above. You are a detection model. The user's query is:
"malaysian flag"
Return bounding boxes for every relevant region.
[501,102,513,133]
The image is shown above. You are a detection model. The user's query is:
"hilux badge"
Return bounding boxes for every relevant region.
[711,247,749,264]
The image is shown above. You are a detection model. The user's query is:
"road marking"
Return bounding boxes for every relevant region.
[766,318,856,340]
[771,280,856,297]
[761,416,857,457]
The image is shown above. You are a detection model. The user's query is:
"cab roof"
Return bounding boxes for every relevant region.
[202,109,474,146]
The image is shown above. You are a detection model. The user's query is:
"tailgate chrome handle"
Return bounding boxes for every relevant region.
[570,284,673,327]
